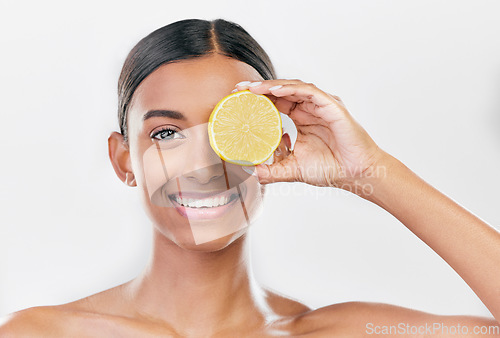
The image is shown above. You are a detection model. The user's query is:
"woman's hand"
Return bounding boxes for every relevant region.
[235,79,385,190]
[236,80,500,325]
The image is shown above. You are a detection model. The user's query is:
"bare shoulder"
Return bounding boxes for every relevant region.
[0,303,171,337]
[290,301,500,337]
[0,285,129,337]
[0,305,75,337]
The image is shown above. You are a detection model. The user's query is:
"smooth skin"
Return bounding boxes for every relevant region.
[1,54,499,337]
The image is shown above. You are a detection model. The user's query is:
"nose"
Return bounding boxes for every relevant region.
[183,125,225,185]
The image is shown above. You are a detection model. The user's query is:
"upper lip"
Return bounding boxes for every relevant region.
[168,187,245,200]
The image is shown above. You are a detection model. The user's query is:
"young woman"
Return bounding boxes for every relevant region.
[1,18,499,337]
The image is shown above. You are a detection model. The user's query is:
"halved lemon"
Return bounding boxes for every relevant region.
[208,90,282,166]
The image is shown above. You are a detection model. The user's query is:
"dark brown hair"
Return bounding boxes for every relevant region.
[117,18,277,141]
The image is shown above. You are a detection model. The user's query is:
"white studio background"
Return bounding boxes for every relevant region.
[1,0,499,318]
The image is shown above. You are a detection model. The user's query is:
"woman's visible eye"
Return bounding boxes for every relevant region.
[150,127,185,141]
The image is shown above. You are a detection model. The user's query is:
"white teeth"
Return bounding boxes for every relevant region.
[173,193,235,208]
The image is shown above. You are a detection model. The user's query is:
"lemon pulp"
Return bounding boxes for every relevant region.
[208,90,282,166]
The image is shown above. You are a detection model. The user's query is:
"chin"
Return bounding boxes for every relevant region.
[186,230,247,252]
[157,225,248,252]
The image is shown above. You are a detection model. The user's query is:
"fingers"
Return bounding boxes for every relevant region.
[235,79,348,124]
[265,95,296,116]
[255,155,298,185]
[236,79,332,106]
[288,108,329,127]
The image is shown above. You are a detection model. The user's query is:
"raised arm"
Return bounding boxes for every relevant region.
[353,149,500,321]
[235,79,500,327]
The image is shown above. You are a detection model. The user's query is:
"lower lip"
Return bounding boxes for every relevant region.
[169,188,245,220]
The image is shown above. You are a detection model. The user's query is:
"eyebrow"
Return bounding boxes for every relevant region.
[142,109,187,121]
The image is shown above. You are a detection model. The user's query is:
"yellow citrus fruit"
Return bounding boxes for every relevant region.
[208,90,282,166]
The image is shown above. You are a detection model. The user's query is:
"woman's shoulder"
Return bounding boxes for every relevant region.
[286,301,499,337]
[0,303,175,337]
[247,288,432,335]
[0,285,133,336]
[0,305,77,336]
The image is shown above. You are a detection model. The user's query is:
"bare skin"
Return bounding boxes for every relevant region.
[1,54,499,337]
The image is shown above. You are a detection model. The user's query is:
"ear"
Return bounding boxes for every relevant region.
[108,132,136,187]
[273,132,292,163]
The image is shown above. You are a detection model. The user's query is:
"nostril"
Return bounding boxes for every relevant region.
[184,163,226,184]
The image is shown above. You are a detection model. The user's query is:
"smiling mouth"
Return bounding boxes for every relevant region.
[167,187,245,209]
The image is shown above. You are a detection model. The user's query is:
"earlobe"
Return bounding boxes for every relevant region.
[125,172,137,187]
[108,131,135,187]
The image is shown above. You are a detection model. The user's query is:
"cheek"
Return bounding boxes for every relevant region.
[128,142,188,233]
[137,142,188,205]
[141,145,169,202]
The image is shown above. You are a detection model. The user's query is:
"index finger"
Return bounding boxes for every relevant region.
[238,80,346,124]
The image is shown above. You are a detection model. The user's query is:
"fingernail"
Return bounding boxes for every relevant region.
[236,81,251,86]
[269,85,283,91]
[231,88,238,93]
[248,81,262,87]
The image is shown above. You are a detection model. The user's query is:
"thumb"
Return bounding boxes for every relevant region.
[254,155,298,184]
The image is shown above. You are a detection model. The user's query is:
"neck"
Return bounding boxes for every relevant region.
[123,228,276,335]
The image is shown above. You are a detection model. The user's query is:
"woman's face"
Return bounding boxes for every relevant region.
[124,54,267,251]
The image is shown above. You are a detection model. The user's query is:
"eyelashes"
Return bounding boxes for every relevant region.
[150,126,185,141]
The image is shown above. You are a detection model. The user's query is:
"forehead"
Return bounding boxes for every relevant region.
[129,54,263,122]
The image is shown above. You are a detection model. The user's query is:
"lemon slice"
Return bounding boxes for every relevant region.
[208,90,282,166]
